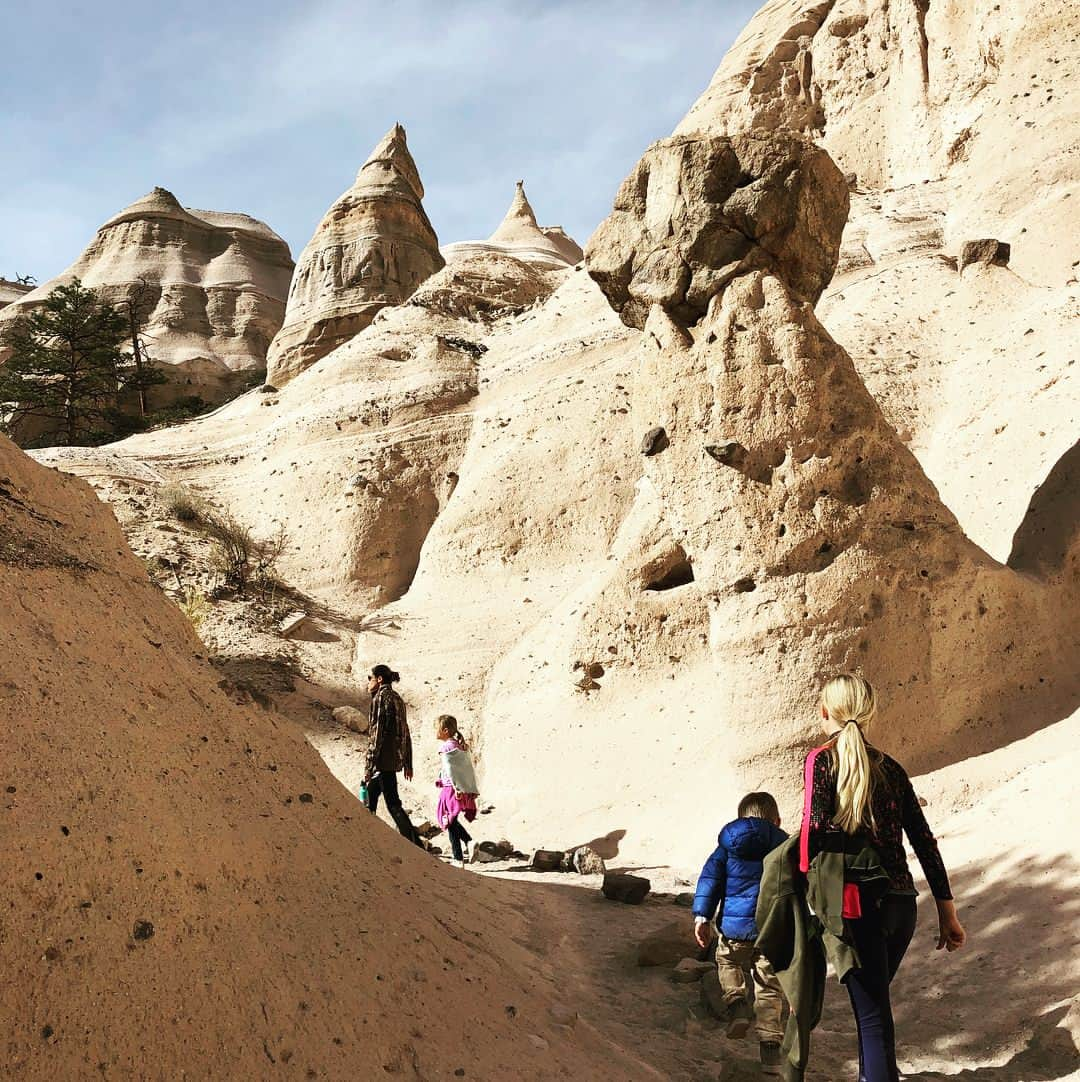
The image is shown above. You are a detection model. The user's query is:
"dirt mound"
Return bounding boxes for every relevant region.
[0,433,648,1079]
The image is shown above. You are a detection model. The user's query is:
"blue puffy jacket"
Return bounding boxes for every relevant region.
[692,816,788,941]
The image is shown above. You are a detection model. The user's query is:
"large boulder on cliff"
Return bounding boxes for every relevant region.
[266,124,445,386]
[0,188,293,409]
[676,0,1080,561]
[585,131,848,329]
[581,127,1078,795]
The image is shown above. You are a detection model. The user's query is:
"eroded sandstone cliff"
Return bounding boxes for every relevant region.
[1,188,293,408]
[265,124,445,386]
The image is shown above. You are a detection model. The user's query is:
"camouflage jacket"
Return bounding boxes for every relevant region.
[365,685,413,779]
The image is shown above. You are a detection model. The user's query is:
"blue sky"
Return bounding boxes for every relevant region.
[2,1,761,281]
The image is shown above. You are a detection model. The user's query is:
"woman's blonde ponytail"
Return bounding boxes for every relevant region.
[821,674,879,834]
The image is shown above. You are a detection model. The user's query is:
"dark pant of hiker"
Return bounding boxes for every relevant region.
[446,816,472,862]
[365,771,422,846]
[844,894,918,1082]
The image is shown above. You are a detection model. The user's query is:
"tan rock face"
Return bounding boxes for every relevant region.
[442,180,584,270]
[266,124,444,386]
[582,128,1079,801]
[0,188,293,405]
[585,131,848,329]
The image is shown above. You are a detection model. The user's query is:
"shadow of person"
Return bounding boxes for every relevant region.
[902,1003,1078,1080]
[886,849,1080,1080]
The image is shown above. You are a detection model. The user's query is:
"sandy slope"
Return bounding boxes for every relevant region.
[0,433,657,1080]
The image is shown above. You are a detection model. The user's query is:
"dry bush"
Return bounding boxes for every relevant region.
[160,483,207,523]
[203,511,287,594]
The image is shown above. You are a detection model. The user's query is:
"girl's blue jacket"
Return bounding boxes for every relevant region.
[692,816,788,941]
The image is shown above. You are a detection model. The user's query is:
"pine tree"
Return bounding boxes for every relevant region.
[118,277,167,417]
[0,279,127,446]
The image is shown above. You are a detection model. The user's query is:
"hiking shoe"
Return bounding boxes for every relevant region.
[723,998,753,1039]
[759,1040,782,1075]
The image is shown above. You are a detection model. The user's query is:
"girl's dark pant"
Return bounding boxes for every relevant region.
[447,816,472,862]
[844,894,918,1082]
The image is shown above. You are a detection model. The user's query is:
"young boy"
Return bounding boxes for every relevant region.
[692,791,788,1072]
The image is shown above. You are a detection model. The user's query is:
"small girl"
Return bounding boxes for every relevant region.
[434,714,479,868]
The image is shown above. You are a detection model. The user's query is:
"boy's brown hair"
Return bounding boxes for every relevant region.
[737,791,780,822]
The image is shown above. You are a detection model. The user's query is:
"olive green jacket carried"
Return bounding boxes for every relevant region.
[754,834,890,1081]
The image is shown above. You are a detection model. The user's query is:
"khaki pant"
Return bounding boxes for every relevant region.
[716,935,785,1043]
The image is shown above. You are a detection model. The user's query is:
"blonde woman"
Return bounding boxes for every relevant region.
[800,674,965,1082]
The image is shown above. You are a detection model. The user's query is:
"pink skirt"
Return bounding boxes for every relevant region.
[436,783,478,829]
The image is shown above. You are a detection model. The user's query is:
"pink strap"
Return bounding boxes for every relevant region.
[799,746,826,873]
[842,882,863,919]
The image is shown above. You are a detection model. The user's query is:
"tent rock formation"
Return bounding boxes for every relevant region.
[265,124,445,386]
[442,181,584,270]
[0,188,293,407]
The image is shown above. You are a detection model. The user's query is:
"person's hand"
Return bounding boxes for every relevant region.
[404,767,414,782]
[694,920,713,949]
[935,899,966,952]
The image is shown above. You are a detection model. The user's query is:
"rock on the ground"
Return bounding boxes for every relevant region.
[571,845,606,876]
[471,839,514,864]
[332,705,369,733]
[959,239,1011,271]
[531,849,566,872]
[637,920,695,967]
[672,958,713,983]
[602,872,651,905]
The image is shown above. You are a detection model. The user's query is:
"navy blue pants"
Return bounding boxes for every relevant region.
[844,894,918,1082]
[446,817,472,862]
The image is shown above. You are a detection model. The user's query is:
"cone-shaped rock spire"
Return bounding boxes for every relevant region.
[442,180,583,270]
[267,124,445,385]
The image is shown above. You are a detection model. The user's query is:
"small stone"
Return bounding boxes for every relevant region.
[298,792,314,804]
[132,920,155,941]
[704,441,742,465]
[332,705,369,734]
[571,846,606,876]
[637,920,693,966]
[673,892,696,908]
[527,1034,549,1051]
[548,1003,578,1027]
[471,840,507,864]
[602,872,651,905]
[258,384,279,394]
[959,239,1011,271]
[531,849,566,872]
[641,426,669,456]
[673,958,713,983]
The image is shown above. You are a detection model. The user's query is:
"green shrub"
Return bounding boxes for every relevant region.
[179,587,211,631]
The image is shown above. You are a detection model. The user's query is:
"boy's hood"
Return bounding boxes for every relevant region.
[720,816,787,859]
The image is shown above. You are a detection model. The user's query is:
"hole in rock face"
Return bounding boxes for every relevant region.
[733,577,757,593]
[645,558,695,591]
